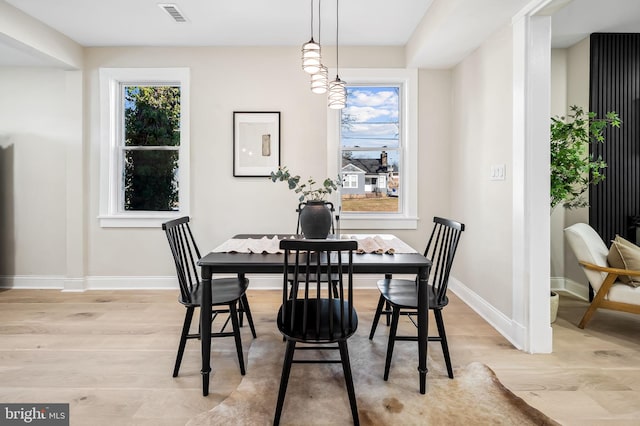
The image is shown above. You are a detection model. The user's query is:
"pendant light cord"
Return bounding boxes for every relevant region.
[335,0,339,76]
[310,0,315,39]
[318,0,322,43]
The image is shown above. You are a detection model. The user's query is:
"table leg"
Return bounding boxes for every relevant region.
[201,265,212,396]
[417,265,429,394]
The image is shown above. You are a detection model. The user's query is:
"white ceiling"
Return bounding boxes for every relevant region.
[4,0,434,47]
[550,0,640,48]
[1,0,640,68]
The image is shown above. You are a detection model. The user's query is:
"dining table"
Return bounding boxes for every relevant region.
[197,234,432,397]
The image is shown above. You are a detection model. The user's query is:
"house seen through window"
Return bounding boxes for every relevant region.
[340,85,401,213]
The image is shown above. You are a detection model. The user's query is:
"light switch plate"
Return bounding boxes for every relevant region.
[490,164,506,180]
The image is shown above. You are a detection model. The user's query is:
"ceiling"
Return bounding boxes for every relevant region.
[1,0,640,68]
[4,0,433,47]
[550,0,640,48]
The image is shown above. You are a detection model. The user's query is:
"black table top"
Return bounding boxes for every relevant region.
[198,234,431,274]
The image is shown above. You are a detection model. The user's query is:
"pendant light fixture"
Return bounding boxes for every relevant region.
[311,65,329,94]
[327,0,346,109]
[310,0,328,94]
[302,0,321,74]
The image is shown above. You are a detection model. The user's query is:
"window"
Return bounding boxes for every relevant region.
[327,69,418,229]
[343,174,359,189]
[99,68,190,227]
[341,85,400,213]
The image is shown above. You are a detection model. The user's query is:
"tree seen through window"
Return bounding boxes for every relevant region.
[123,86,180,211]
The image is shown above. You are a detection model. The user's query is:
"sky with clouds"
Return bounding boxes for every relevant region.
[341,85,400,168]
[342,86,399,149]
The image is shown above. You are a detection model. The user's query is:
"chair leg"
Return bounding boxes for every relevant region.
[579,274,616,329]
[369,294,386,340]
[578,299,601,329]
[338,341,360,426]
[383,306,400,381]
[173,307,194,377]
[240,294,257,338]
[229,302,245,375]
[434,309,453,379]
[274,340,296,426]
[384,274,393,326]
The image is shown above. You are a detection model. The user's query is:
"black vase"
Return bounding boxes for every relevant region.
[299,201,332,239]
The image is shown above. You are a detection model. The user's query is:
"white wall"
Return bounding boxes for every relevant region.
[82,46,452,282]
[549,37,591,299]
[449,26,514,314]
[0,68,83,281]
[417,69,453,225]
[0,57,459,298]
[564,38,591,294]
[550,48,568,281]
[85,46,333,278]
[0,43,453,290]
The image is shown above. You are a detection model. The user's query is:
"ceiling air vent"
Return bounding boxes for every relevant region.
[158,3,188,23]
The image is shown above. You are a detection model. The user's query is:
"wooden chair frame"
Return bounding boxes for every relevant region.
[577,261,640,328]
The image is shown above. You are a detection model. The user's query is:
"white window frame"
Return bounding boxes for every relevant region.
[327,68,418,229]
[343,174,358,189]
[98,68,190,228]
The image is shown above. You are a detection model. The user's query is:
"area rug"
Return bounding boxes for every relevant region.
[187,332,559,426]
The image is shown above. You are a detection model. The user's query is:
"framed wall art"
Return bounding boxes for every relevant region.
[233,111,281,177]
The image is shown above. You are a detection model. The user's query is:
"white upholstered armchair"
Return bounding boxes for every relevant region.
[564,223,640,328]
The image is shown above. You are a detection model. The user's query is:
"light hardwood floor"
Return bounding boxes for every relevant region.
[0,288,639,425]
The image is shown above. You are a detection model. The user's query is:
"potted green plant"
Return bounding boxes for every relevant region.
[550,105,620,322]
[270,166,342,238]
[551,105,620,210]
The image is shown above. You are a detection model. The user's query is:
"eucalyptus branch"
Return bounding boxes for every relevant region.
[270,166,341,202]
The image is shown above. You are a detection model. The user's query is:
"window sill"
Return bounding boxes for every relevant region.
[98,212,183,228]
[339,215,418,230]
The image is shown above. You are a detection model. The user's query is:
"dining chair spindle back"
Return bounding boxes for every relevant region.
[162,216,256,378]
[369,216,465,380]
[274,238,360,426]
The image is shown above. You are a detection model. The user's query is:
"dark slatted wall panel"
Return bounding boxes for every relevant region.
[589,33,640,244]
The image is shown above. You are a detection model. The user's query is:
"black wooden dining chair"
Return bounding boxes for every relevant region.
[368,216,465,380]
[162,216,256,378]
[274,239,360,426]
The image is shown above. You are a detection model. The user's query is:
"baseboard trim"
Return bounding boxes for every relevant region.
[550,276,589,301]
[0,275,67,290]
[63,278,87,292]
[0,274,398,291]
[0,275,179,291]
[449,277,525,351]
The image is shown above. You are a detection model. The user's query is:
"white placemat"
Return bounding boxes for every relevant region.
[341,234,419,254]
[212,236,293,254]
[212,234,418,255]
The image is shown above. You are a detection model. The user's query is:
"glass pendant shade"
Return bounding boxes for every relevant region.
[310,65,328,94]
[302,39,322,74]
[328,76,346,109]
